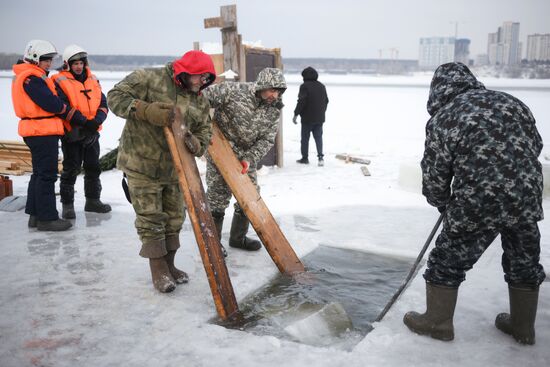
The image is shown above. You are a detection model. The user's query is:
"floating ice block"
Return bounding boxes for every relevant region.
[283,302,353,345]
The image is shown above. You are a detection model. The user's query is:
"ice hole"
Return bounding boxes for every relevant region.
[216,245,415,350]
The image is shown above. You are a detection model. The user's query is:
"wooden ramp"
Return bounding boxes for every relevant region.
[208,122,305,275]
[164,111,239,321]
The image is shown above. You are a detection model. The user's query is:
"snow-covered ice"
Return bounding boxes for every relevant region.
[1,72,549,366]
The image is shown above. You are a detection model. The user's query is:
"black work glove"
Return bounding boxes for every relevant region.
[69,108,87,127]
[82,132,99,147]
[437,206,446,214]
[82,119,101,136]
[84,119,101,132]
[292,115,298,124]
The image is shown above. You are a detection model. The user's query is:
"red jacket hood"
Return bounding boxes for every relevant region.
[173,50,216,78]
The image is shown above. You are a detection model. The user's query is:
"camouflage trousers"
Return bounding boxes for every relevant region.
[126,173,184,258]
[424,221,546,288]
[205,158,258,214]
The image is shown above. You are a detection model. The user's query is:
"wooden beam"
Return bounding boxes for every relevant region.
[205,5,240,74]
[163,110,239,321]
[204,16,223,29]
[335,154,371,165]
[208,122,305,275]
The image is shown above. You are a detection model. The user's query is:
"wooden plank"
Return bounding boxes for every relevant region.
[0,155,31,162]
[164,109,239,321]
[204,16,223,29]
[0,140,27,146]
[0,161,20,170]
[208,122,305,275]
[0,168,24,176]
[361,166,371,176]
[335,154,371,165]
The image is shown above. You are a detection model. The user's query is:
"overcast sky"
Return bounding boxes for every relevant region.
[1,0,548,60]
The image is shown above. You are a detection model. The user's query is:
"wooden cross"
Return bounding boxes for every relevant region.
[204,4,241,79]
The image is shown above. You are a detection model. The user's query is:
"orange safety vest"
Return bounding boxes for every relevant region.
[52,67,104,132]
[12,63,65,137]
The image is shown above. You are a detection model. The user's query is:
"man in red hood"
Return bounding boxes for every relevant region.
[107,50,216,293]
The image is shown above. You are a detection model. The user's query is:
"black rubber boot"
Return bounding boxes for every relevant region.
[403,282,458,341]
[149,257,176,293]
[84,198,112,213]
[62,203,76,219]
[164,250,189,284]
[37,218,72,232]
[28,215,37,228]
[229,210,261,251]
[495,284,539,345]
[212,211,228,257]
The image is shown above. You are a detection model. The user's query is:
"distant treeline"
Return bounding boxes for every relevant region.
[0,52,417,74]
[0,53,178,71]
[1,52,549,78]
[283,57,418,75]
[0,53,21,70]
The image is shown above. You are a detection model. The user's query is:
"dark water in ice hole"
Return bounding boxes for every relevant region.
[217,245,415,349]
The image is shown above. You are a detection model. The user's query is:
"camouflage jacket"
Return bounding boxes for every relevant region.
[202,68,286,164]
[107,62,212,181]
[422,62,543,233]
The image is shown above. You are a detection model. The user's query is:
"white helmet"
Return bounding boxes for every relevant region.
[23,40,57,63]
[63,44,88,65]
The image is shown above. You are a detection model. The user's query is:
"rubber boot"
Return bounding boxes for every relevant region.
[149,257,176,293]
[164,250,189,284]
[28,215,37,228]
[495,284,539,345]
[229,210,261,251]
[212,211,228,257]
[84,198,112,213]
[62,202,76,219]
[37,218,72,232]
[403,282,458,341]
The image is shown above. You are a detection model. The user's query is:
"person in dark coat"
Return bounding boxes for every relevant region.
[293,66,328,166]
[403,62,545,345]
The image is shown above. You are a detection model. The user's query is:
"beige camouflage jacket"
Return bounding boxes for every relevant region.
[107,62,212,181]
[203,68,286,164]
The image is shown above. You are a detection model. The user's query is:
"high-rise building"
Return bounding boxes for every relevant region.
[526,34,550,62]
[454,39,471,65]
[487,21,521,65]
[418,37,455,69]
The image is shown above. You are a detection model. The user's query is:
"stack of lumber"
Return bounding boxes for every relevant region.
[0,140,31,175]
[0,140,63,175]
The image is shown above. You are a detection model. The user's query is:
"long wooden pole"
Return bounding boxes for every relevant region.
[208,122,305,275]
[163,110,239,321]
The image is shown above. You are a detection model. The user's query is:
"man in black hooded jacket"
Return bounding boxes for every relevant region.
[293,66,329,166]
[403,62,545,345]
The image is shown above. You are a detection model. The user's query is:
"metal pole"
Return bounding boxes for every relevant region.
[375,211,445,322]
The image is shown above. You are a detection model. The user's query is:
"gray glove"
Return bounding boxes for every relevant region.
[184,131,201,156]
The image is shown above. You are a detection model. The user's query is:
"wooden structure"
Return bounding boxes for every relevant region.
[163,110,239,321]
[0,140,63,175]
[0,140,32,175]
[208,122,305,275]
[204,4,284,168]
